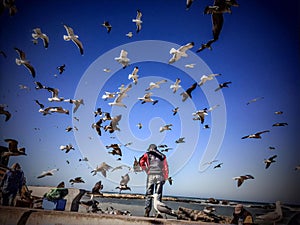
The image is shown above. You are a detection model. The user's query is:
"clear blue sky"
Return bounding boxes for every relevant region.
[0,0,299,204]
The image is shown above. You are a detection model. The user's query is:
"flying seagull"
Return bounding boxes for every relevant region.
[241,130,270,139]
[185,63,196,68]
[64,98,84,113]
[172,107,179,115]
[92,118,103,136]
[138,92,158,105]
[109,83,132,108]
[63,24,84,55]
[192,110,208,124]
[128,66,139,84]
[14,47,36,78]
[34,81,47,90]
[0,105,11,121]
[34,100,44,109]
[233,174,254,187]
[264,155,277,169]
[132,9,142,33]
[69,176,85,185]
[159,124,172,132]
[126,32,133,38]
[60,144,74,153]
[175,137,185,144]
[180,82,197,102]
[196,39,216,52]
[170,78,182,93]
[213,163,223,169]
[57,64,66,74]
[32,28,49,49]
[102,91,116,101]
[91,162,113,177]
[102,21,112,33]
[114,49,130,69]
[116,173,131,193]
[37,168,59,179]
[186,0,194,10]
[272,122,288,127]
[198,73,221,86]
[215,81,232,91]
[145,79,167,91]
[168,42,194,64]
[0,50,7,58]
[246,97,264,105]
[46,87,64,102]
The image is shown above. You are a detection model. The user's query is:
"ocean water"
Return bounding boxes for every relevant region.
[79,194,300,224]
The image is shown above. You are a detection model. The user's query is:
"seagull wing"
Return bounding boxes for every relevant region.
[211,12,224,40]
[185,82,197,98]
[178,42,194,53]
[72,38,84,55]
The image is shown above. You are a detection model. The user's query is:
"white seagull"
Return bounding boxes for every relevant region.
[159,124,173,132]
[192,110,208,124]
[37,168,59,179]
[114,49,130,69]
[233,174,254,187]
[109,83,132,108]
[255,201,283,225]
[145,79,167,91]
[63,24,84,55]
[138,92,158,105]
[128,66,139,84]
[185,63,196,68]
[126,31,133,38]
[91,162,113,177]
[175,137,185,143]
[64,98,84,113]
[32,28,49,49]
[132,9,142,33]
[46,87,64,102]
[170,78,181,93]
[14,47,36,78]
[198,73,221,86]
[102,91,116,101]
[168,42,194,64]
[152,193,177,218]
[60,144,74,153]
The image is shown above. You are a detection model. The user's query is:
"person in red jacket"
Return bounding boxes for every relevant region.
[139,144,169,217]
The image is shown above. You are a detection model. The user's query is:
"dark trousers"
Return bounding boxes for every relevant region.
[145,174,164,211]
[1,192,17,206]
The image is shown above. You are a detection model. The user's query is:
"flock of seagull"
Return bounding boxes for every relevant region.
[0,0,298,222]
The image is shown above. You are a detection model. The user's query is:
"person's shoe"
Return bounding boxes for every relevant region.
[144,208,150,217]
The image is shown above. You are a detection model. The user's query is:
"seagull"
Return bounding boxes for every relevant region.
[109,84,132,108]
[65,126,72,132]
[2,0,18,16]
[3,139,26,157]
[274,111,283,115]
[192,110,208,124]
[115,173,131,193]
[106,144,122,156]
[103,68,111,73]
[69,177,85,185]
[126,31,133,38]
[59,144,74,153]
[34,81,47,90]
[172,107,179,115]
[168,42,194,64]
[145,79,167,91]
[170,78,182,93]
[180,82,197,102]
[37,168,59,179]
[272,122,288,127]
[111,165,131,172]
[92,118,103,136]
[132,157,142,173]
[132,9,142,33]
[152,193,177,218]
[91,162,112,177]
[114,49,130,69]
[19,84,30,91]
[186,0,194,10]
[241,130,270,139]
[64,98,84,113]
[213,163,223,169]
[204,124,210,129]
[246,97,264,105]
[137,122,142,129]
[63,24,84,55]
[128,66,139,84]
[32,28,49,49]
[48,106,69,115]
[198,73,221,86]
[94,107,103,117]
[57,64,66,74]
[46,87,64,102]
[233,174,254,187]
[34,100,44,109]
[80,194,99,213]
[102,91,116,101]
[196,39,216,52]
[167,177,173,185]
[255,201,283,225]
[185,63,196,68]
[264,155,277,169]
[79,157,88,162]
[215,81,232,91]
[0,50,7,58]
[202,159,218,166]
[138,92,158,105]
[0,105,11,121]
[175,137,185,143]
[109,114,122,132]
[14,47,36,78]
[102,21,112,33]
[159,124,172,132]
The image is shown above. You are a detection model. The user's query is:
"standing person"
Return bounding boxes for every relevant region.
[139,144,169,217]
[0,163,24,206]
[231,204,253,225]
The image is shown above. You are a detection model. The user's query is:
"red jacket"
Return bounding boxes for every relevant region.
[139,151,169,180]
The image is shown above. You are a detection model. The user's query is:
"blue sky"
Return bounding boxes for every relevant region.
[0,0,299,204]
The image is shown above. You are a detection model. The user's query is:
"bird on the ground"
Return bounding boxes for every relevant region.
[69,176,85,185]
[46,87,64,102]
[172,107,179,115]
[175,137,185,144]
[180,82,197,102]
[60,144,74,153]
[255,201,283,225]
[145,79,167,91]
[241,130,270,139]
[115,173,131,193]
[233,174,254,187]
[132,9,142,33]
[128,66,139,84]
[152,193,177,218]
[57,64,66,74]
[160,124,172,132]
[64,98,84,113]
[138,92,158,105]
[102,21,112,33]
[80,194,99,213]
[0,105,11,121]
[170,78,182,93]
[168,42,194,64]
[215,81,232,91]
[91,162,112,177]
[272,122,288,127]
[114,49,130,69]
[264,155,277,169]
[63,24,84,55]
[32,28,49,49]
[198,73,221,86]
[14,47,35,78]
[37,168,59,179]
